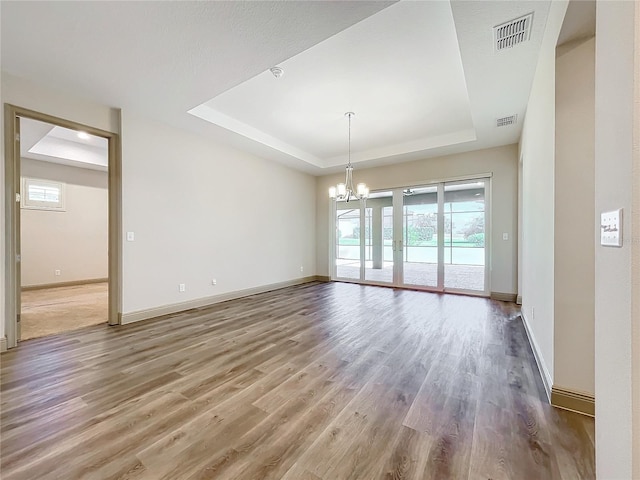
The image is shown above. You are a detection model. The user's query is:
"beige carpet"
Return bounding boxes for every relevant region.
[20,282,108,340]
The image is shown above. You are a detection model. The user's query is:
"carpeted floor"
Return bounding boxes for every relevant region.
[20,282,108,340]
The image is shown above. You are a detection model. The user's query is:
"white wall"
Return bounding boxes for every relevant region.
[316,144,518,295]
[1,72,120,341]
[518,0,568,393]
[634,3,640,475]
[20,159,108,287]
[121,111,317,315]
[553,36,595,395]
[594,1,637,477]
[1,72,317,340]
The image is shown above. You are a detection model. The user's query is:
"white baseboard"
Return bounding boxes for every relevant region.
[0,336,8,353]
[520,310,552,401]
[121,276,321,325]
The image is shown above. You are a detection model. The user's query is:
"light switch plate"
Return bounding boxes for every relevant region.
[126,231,135,242]
[600,209,623,247]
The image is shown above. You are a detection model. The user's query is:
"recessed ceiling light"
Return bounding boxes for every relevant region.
[77,131,90,140]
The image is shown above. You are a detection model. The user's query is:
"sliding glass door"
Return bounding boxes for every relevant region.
[335,203,361,280]
[364,191,394,284]
[443,180,487,292]
[402,186,440,289]
[332,177,489,295]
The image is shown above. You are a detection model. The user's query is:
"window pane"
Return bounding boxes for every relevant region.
[365,192,393,283]
[444,181,485,291]
[336,204,360,279]
[28,184,60,203]
[403,186,438,288]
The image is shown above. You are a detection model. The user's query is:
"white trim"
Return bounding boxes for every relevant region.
[0,337,7,352]
[121,276,319,325]
[520,309,552,401]
[364,172,494,194]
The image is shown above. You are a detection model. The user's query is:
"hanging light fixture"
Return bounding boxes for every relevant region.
[329,112,369,202]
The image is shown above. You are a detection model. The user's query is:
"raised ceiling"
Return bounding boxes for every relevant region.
[190,1,475,169]
[1,1,552,174]
[20,118,108,171]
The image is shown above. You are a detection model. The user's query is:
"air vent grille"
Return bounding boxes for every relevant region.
[494,13,533,51]
[497,115,518,127]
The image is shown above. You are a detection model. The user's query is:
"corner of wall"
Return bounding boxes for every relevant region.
[521,309,552,400]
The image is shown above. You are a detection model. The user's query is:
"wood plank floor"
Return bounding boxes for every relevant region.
[0,282,595,479]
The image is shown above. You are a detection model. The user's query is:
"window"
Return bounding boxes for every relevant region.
[21,178,66,211]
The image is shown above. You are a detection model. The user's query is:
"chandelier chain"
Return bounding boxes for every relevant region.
[347,113,352,168]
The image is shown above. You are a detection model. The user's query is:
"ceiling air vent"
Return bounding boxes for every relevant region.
[494,13,533,51]
[497,115,518,127]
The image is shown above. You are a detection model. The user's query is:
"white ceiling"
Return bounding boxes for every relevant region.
[20,118,108,171]
[191,1,475,169]
[2,0,553,175]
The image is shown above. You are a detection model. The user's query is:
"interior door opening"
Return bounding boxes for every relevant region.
[4,104,121,349]
[18,117,109,341]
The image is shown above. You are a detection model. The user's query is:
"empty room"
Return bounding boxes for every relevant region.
[1,1,639,480]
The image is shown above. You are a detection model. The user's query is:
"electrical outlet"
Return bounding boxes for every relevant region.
[300,266,304,273]
[503,232,509,241]
[211,279,217,285]
[54,269,61,276]
[179,283,185,292]
[532,306,535,319]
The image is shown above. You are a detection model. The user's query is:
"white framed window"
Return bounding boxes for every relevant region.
[21,178,66,211]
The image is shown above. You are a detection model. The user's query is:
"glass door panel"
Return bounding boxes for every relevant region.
[336,203,361,280]
[364,191,393,283]
[402,186,439,288]
[332,177,488,295]
[443,180,486,292]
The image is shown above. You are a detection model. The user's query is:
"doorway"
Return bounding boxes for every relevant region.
[331,177,490,295]
[4,105,121,348]
[19,118,109,340]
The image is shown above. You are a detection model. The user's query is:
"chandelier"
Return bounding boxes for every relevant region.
[329,112,369,202]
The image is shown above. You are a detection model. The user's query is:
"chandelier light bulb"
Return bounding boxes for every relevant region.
[329,112,369,203]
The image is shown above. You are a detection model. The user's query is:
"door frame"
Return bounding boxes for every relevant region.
[4,104,122,349]
[330,173,492,296]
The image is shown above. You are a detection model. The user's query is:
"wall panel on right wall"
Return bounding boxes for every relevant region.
[594,1,637,477]
[554,35,595,398]
[518,0,569,395]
